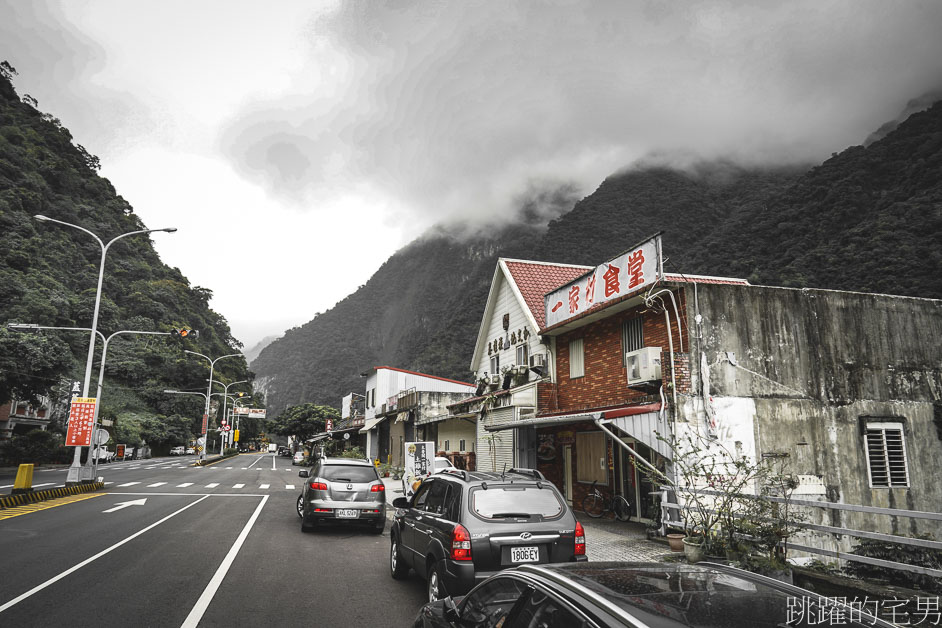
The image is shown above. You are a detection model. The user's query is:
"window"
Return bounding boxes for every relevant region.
[622,317,644,363]
[865,422,909,487]
[459,439,466,451]
[458,577,528,628]
[514,587,586,628]
[471,485,564,520]
[319,464,380,483]
[444,440,450,451]
[569,338,584,379]
[423,480,449,515]
[490,355,500,376]
[443,482,461,521]
[576,431,607,484]
[412,481,433,509]
[516,343,528,368]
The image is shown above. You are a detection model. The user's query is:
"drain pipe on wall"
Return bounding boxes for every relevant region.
[644,290,680,420]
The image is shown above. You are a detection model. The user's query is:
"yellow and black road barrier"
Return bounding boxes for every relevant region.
[1,480,105,509]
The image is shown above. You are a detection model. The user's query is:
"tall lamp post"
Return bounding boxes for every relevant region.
[33,215,176,485]
[184,350,241,462]
[210,379,247,452]
[7,324,170,479]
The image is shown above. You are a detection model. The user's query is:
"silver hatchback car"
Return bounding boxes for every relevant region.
[297,458,386,534]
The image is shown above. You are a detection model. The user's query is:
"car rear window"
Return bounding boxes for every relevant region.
[471,485,564,520]
[320,465,379,483]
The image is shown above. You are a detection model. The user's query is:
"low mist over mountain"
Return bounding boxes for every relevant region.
[254,99,942,417]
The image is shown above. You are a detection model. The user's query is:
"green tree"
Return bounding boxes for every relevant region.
[0,329,74,404]
[271,403,338,442]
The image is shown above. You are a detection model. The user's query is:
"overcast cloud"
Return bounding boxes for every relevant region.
[2,1,941,346]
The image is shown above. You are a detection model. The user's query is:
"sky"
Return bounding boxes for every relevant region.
[2,1,941,349]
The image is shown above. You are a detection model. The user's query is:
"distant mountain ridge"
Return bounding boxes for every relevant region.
[253,100,942,416]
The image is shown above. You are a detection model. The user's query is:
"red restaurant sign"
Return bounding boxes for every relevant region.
[65,397,97,447]
[544,234,663,329]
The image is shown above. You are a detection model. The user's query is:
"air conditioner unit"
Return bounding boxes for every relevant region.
[515,365,528,375]
[489,374,501,386]
[626,347,662,385]
[529,354,546,368]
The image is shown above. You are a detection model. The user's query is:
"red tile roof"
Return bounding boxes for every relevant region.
[503,260,592,328]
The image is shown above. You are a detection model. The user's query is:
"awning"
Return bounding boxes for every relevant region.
[328,425,362,434]
[358,415,389,434]
[484,411,602,432]
[305,432,330,444]
[483,403,663,433]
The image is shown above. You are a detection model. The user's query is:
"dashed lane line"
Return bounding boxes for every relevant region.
[117,482,140,487]
[177,483,193,488]
[259,484,270,489]
[232,484,245,489]
[147,483,166,488]
[285,484,295,490]
[205,483,219,488]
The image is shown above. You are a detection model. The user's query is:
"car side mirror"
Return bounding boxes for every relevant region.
[443,596,460,624]
[392,497,409,509]
[298,470,309,478]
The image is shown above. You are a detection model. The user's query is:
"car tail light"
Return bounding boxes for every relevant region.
[451,524,472,561]
[313,508,332,513]
[574,521,585,556]
[309,481,327,490]
[370,484,385,492]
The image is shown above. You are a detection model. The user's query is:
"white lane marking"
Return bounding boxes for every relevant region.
[177,483,193,488]
[240,467,247,470]
[271,455,276,471]
[0,484,13,489]
[32,483,55,488]
[117,482,140,487]
[247,456,264,470]
[181,495,269,628]
[205,483,219,488]
[232,484,245,489]
[225,467,233,470]
[259,484,270,489]
[102,498,147,513]
[285,484,295,490]
[147,482,166,488]
[104,482,114,486]
[0,495,210,614]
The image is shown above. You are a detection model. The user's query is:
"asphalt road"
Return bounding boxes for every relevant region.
[0,454,428,627]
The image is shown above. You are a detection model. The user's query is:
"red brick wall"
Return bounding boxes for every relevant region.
[553,288,689,414]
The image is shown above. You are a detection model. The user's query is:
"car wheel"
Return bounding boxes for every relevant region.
[371,518,385,535]
[390,536,409,579]
[296,495,304,518]
[427,561,445,603]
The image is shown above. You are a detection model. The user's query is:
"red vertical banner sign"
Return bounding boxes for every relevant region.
[65,397,97,447]
[201,414,209,433]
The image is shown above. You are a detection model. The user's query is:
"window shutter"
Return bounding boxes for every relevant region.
[569,338,584,378]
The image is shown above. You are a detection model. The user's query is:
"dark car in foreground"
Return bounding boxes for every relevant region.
[296,457,385,533]
[413,561,896,628]
[390,468,586,603]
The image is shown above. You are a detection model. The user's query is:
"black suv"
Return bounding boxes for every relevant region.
[389,468,586,602]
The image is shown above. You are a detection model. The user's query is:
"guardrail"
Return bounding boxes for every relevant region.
[659,488,942,578]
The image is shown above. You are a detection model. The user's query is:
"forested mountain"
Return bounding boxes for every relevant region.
[0,67,255,450]
[254,98,942,416]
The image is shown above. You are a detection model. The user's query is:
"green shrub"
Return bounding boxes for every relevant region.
[844,536,942,593]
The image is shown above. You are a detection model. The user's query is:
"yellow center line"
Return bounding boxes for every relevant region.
[0,493,106,520]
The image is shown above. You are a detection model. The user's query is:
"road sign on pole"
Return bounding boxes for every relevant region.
[65,397,97,447]
[234,429,239,442]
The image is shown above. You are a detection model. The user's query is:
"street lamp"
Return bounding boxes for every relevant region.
[209,379,247,451]
[33,215,176,485]
[8,324,171,479]
[184,350,241,462]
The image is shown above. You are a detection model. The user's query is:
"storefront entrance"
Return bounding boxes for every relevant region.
[617,437,659,523]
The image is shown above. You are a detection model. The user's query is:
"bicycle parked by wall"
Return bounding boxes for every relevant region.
[581,480,632,520]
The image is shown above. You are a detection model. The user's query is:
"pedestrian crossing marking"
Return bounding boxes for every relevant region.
[233,483,245,489]
[117,482,140,487]
[177,483,193,487]
[285,484,295,490]
[260,484,270,489]
[205,483,219,488]
[147,482,166,488]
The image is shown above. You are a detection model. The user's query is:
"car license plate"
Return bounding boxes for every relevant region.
[336,509,359,519]
[511,546,539,563]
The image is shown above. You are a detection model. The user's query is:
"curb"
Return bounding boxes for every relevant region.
[0,481,105,509]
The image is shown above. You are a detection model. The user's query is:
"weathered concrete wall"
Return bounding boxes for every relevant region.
[686,284,942,549]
